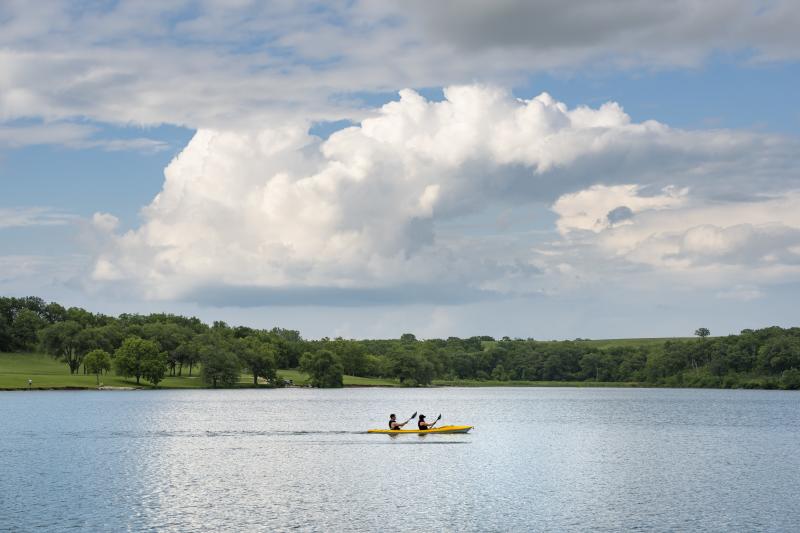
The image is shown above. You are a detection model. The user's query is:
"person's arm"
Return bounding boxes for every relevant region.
[391,418,412,429]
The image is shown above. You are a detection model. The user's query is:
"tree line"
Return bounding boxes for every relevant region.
[2,296,799,389]
[0,296,302,388]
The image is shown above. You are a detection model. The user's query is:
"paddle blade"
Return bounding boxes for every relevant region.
[411,411,417,419]
[436,413,441,421]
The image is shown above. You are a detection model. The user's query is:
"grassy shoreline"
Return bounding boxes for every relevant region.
[0,352,646,390]
[431,379,642,388]
[3,352,789,391]
[0,352,407,390]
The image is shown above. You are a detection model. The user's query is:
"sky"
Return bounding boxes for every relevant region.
[1,0,799,340]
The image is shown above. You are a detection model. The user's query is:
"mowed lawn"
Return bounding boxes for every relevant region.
[274,368,400,387]
[2,350,662,390]
[0,353,400,389]
[0,352,205,389]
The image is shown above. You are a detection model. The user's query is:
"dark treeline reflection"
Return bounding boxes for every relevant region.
[2,296,799,389]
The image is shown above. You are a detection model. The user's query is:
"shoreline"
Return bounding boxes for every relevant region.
[2,382,795,392]
[1,383,634,391]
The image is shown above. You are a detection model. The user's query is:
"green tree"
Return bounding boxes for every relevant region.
[400,333,417,343]
[579,351,614,381]
[142,322,192,376]
[200,344,241,388]
[613,347,647,381]
[237,337,277,385]
[491,363,509,381]
[141,353,168,387]
[65,306,96,326]
[645,346,682,382]
[175,340,203,376]
[83,349,111,385]
[452,352,477,379]
[300,350,343,388]
[10,308,47,351]
[389,350,434,386]
[758,335,800,373]
[75,326,116,373]
[39,320,84,374]
[0,318,11,352]
[326,338,368,376]
[780,368,800,390]
[42,302,67,323]
[694,328,711,339]
[269,327,305,368]
[114,336,165,385]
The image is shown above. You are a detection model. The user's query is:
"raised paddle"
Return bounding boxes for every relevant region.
[429,414,442,428]
[393,412,416,429]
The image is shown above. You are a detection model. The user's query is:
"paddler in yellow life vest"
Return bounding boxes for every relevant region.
[388,412,416,430]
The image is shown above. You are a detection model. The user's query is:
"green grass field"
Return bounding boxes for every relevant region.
[0,352,206,389]
[0,352,401,390]
[276,368,400,387]
[1,351,655,390]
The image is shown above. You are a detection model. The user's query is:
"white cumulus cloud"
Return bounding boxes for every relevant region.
[89,86,800,304]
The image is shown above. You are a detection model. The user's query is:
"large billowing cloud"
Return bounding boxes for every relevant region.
[90,86,800,304]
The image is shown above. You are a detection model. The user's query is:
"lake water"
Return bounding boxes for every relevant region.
[1,387,799,532]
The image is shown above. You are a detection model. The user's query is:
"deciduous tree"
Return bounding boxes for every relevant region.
[200,345,241,388]
[39,320,84,374]
[300,350,343,388]
[237,337,277,385]
[84,349,111,385]
[695,328,711,339]
[114,336,165,386]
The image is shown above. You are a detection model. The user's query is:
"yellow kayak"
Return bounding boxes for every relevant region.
[368,425,473,434]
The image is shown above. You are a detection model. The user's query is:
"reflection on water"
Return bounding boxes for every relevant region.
[2,387,799,532]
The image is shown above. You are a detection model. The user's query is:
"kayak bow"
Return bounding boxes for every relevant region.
[368,425,473,434]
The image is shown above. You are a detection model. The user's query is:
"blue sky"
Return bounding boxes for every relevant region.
[1,1,799,339]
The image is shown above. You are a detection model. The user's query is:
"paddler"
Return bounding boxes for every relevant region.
[417,414,439,430]
[388,413,415,430]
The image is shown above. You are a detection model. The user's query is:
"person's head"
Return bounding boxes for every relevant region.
[389,414,396,420]
[418,414,426,420]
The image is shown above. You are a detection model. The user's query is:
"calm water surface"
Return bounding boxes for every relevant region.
[1,387,799,532]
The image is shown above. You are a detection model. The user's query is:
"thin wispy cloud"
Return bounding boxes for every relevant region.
[0,122,170,152]
[0,1,798,128]
[0,207,77,229]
